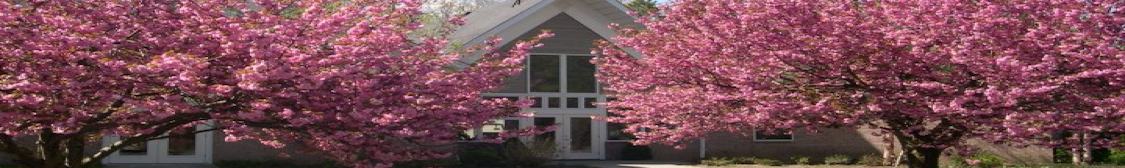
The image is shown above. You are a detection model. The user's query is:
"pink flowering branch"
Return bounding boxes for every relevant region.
[596,0,1125,168]
[0,0,550,168]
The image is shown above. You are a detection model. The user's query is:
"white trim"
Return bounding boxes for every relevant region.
[102,122,214,164]
[752,129,795,142]
[533,114,606,160]
[605,0,639,20]
[459,117,523,142]
[462,0,559,55]
[456,0,564,68]
[457,0,643,68]
[526,54,601,95]
[560,3,644,57]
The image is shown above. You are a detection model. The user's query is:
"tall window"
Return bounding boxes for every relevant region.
[754,130,794,142]
[529,54,598,93]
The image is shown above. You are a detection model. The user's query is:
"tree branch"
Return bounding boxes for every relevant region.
[145,128,222,141]
[82,113,211,166]
[0,134,41,167]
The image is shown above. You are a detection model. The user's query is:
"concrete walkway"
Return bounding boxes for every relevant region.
[551,160,698,168]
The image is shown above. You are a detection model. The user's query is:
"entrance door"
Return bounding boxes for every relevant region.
[102,124,213,164]
[533,115,603,160]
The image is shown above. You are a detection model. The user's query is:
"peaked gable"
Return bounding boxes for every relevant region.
[450,0,642,67]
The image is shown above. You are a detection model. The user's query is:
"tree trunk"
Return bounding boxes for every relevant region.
[903,147,943,168]
[882,134,896,166]
[1071,133,1092,165]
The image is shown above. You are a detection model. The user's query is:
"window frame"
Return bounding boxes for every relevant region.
[460,117,523,142]
[752,129,795,142]
[526,53,600,94]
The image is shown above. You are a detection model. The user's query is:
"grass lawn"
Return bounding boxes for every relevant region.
[699,164,1125,168]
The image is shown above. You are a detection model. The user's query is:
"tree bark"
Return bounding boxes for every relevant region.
[1071,133,1092,165]
[882,134,896,166]
[892,131,944,168]
[902,147,943,168]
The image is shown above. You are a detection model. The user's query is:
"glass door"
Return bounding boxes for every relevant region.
[532,115,603,160]
[102,124,212,164]
[564,117,598,159]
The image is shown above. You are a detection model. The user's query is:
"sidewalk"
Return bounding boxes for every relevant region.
[551,160,698,168]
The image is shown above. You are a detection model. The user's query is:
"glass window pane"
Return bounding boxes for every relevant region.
[530,97,543,108]
[548,97,561,108]
[530,55,561,92]
[566,98,579,108]
[534,117,556,142]
[584,98,598,108]
[120,141,148,156]
[566,56,597,93]
[755,130,794,141]
[503,119,520,131]
[167,133,197,155]
[570,117,592,153]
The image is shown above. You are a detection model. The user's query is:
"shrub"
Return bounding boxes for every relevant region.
[458,147,504,167]
[858,154,885,166]
[502,139,558,167]
[1108,150,1125,165]
[752,158,784,166]
[621,145,654,160]
[791,156,812,165]
[951,154,1005,168]
[701,157,736,166]
[973,154,1005,168]
[1053,148,1073,163]
[824,154,853,165]
[731,157,757,164]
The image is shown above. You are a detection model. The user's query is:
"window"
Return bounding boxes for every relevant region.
[583,97,599,108]
[754,130,794,142]
[606,123,636,141]
[534,117,557,142]
[529,55,561,92]
[566,56,597,93]
[481,119,520,139]
[566,97,580,108]
[460,118,520,141]
[528,54,598,93]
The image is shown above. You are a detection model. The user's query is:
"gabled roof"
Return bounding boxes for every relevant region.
[450,0,641,65]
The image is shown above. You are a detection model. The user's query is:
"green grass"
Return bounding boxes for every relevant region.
[985,164,1125,168]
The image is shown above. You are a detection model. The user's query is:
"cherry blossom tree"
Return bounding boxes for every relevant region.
[595,0,1125,168]
[0,0,549,168]
[418,0,500,36]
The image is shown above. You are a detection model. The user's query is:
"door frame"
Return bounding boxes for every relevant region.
[101,123,214,164]
[530,113,605,160]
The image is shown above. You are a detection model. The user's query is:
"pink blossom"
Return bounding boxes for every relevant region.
[0,0,548,167]
[596,0,1125,168]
